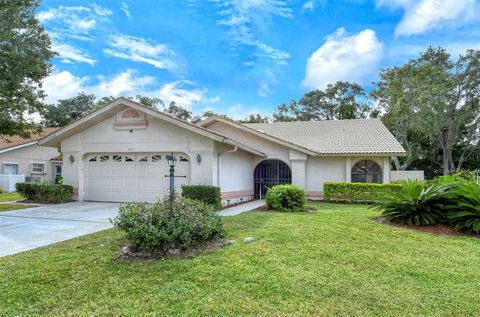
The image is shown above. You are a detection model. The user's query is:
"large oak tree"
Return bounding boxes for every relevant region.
[372,47,480,175]
[273,81,370,122]
[0,0,55,136]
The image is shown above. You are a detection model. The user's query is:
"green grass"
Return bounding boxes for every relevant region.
[1,202,479,316]
[0,192,24,202]
[0,204,32,212]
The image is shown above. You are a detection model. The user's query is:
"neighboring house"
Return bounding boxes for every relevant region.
[39,97,407,204]
[0,128,62,192]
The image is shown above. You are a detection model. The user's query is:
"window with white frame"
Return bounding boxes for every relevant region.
[31,163,46,174]
[3,163,19,175]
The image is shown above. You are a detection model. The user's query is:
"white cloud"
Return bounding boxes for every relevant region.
[256,80,271,97]
[302,0,327,11]
[93,70,155,97]
[377,0,480,37]
[37,5,111,35]
[226,104,264,120]
[150,81,213,109]
[38,4,112,65]
[42,70,219,109]
[121,2,132,19]
[302,1,315,10]
[52,43,96,65]
[212,0,291,65]
[302,28,384,90]
[42,71,89,103]
[104,35,180,72]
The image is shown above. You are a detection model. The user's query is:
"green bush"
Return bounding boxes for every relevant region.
[372,180,452,226]
[265,184,307,212]
[182,185,221,210]
[323,182,402,203]
[15,182,73,203]
[0,187,3,194]
[446,181,480,234]
[112,195,225,253]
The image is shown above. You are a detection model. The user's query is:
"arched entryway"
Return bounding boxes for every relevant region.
[254,159,292,199]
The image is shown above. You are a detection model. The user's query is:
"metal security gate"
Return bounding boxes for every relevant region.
[253,159,291,199]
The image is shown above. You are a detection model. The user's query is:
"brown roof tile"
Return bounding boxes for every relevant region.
[0,128,60,151]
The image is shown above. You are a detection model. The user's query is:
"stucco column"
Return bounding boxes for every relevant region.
[383,157,391,184]
[291,159,306,188]
[62,151,82,200]
[289,150,307,189]
[345,157,352,182]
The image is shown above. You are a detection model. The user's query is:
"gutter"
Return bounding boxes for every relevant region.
[0,141,38,154]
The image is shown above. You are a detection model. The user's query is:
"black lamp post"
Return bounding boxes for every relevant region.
[165,152,187,210]
[166,152,177,208]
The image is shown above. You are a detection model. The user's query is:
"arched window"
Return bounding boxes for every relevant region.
[351,160,382,183]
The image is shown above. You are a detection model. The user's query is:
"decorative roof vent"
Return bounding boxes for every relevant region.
[114,108,148,130]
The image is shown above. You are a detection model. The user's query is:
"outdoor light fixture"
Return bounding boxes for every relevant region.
[196,153,202,164]
[69,155,75,164]
[166,153,177,167]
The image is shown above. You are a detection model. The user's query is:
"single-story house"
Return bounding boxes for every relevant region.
[0,128,62,192]
[39,97,407,204]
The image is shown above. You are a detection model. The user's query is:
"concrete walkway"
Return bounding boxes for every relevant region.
[220,200,265,216]
[0,202,119,257]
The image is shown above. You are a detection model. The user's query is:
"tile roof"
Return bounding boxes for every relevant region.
[243,119,406,155]
[0,128,60,151]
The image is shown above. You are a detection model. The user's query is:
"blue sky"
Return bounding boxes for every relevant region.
[38,0,480,118]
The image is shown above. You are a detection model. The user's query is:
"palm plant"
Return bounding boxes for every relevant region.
[372,180,452,226]
[447,181,480,234]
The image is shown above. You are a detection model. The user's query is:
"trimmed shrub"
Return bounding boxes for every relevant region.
[372,180,452,226]
[446,181,480,234]
[0,187,3,194]
[265,184,307,212]
[112,195,225,253]
[182,185,221,210]
[15,182,73,203]
[323,182,402,203]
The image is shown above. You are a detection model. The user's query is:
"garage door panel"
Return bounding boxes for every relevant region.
[85,152,190,203]
[135,166,150,177]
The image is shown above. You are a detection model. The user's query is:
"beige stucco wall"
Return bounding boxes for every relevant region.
[61,110,217,201]
[206,121,393,200]
[0,144,60,183]
[306,156,391,198]
[217,148,254,204]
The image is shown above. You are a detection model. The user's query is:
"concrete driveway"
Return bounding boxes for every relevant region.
[0,202,119,257]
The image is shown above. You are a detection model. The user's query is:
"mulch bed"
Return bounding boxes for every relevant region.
[115,237,227,262]
[376,218,479,238]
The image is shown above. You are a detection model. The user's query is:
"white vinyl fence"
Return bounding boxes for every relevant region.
[0,174,25,192]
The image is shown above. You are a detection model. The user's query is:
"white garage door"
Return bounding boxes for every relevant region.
[85,153,190,202]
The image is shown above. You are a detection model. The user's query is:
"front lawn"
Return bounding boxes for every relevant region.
[0,192,24,202]
[1,203,479,316]
[0,204,32,212]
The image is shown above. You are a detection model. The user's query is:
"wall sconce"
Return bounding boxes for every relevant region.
[69,155,75,164]
[196,153,202,164]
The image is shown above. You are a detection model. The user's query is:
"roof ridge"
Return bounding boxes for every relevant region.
[243,118,380,125]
